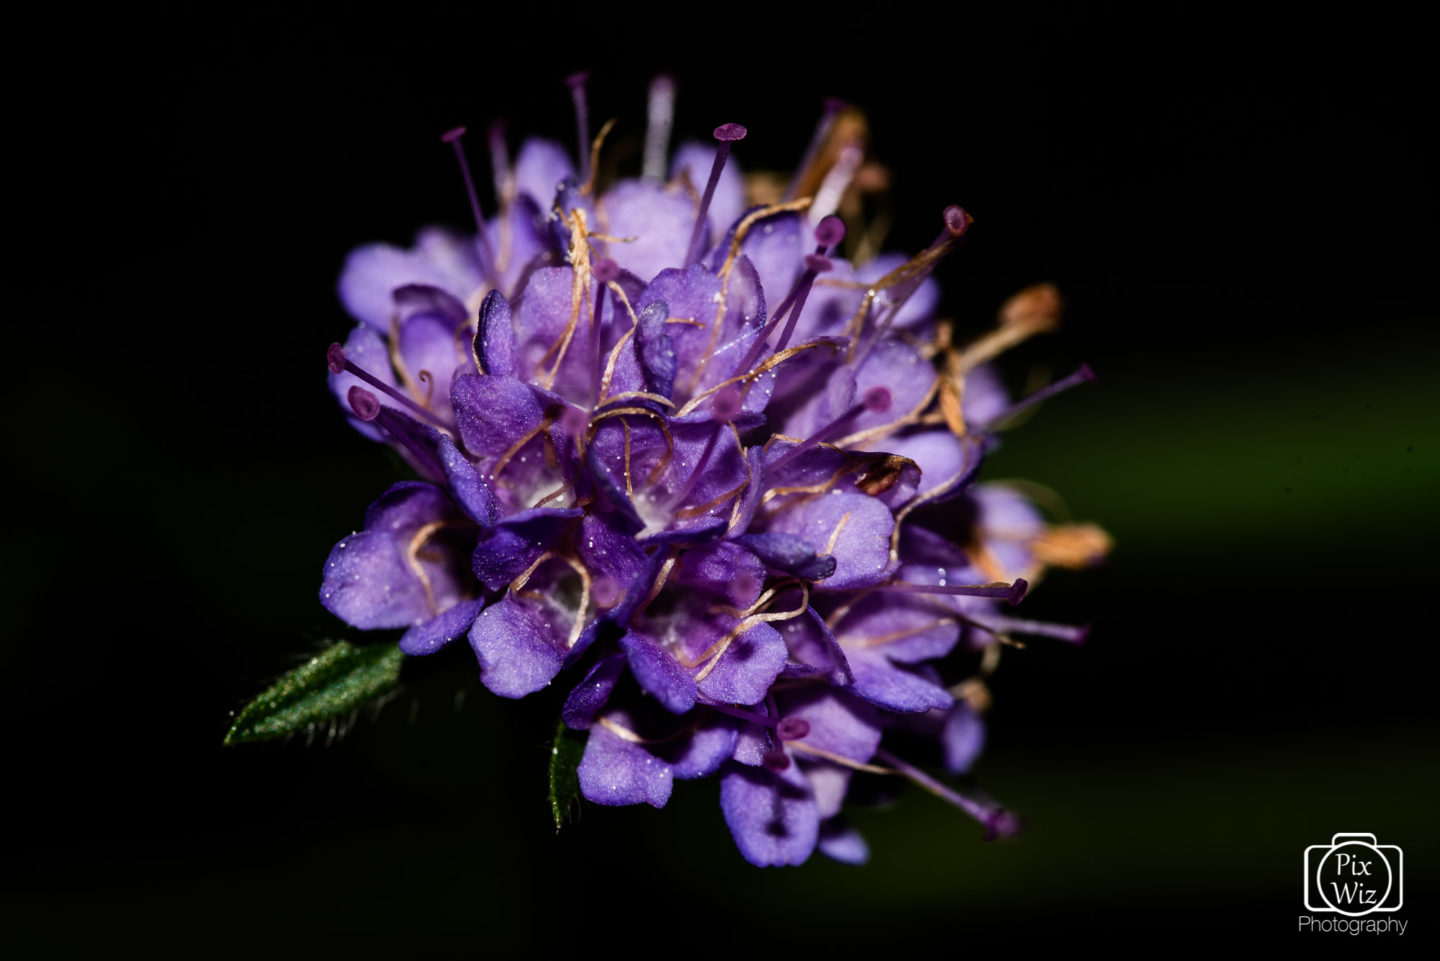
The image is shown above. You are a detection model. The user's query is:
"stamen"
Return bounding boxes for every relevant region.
[661,422,727,513]
[488,120,514,206]
[875,749,1020,840]
[642,75,676,182]
[959,283,1064,372]
[734,217,846,374]
[881,578,1029,606]
[684,123,748,267]
[328,343,447,427]
[440,127,497,285]
[775,717,810,740]
[590,257,618,406]
[709,384,743,423]
[347,387,443,478]
[761,749,792,772]
[813,213,846,251]
[809,141,863,222]
[853,205,971,364]
[566,72,591,182]
[786,97,846,201]
[968,614,1090,644]
[978,364,1096,431]
[346,385,380,421]
[766,386,894,472]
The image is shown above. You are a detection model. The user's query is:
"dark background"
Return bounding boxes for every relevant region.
[7,4,1435,949]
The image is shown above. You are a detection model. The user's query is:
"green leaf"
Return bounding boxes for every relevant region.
[548,720,586,832]
[225,641,405,745]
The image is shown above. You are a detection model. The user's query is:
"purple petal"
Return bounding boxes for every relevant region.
[817,820,870,865]
[961,364,1009,427]
[733,532,836,582]
[635,300,678,399]
[663,717,742,780]
[470,508,580,592]
[577,716,673,808]
[674,542,767,607]
[561,654,626,729]
[876,429,977,505]
[468,594,565,698]
[720,761,818,867]
[779,688,882,763]
[767,492,896,591]
[695,621,788,706]
[600,180,697,281]
[320,483,462,630]
[802,761,852,819]
[451,373,546,461]
[399,598,484,656]
[847,649,955,713]
[731,212,803,310]
[777,603,853,685]
[475,289,516,378]
[620,633,697,715]
[831,589,962,664]
[437,433,497,531]
[942,701,986,774]
[514,138,575,210]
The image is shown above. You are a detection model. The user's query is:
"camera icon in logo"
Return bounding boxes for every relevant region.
[1303,833,1403,916]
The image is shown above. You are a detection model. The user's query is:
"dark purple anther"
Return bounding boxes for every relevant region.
[943,204,971,238]
[776,717,810,741]
[348,387,444,480]
[761,748,792,772]
[592,257,620,284]
[683,123,747,267]
[814,214,846,251]
[876,748,1021,838]
[347,386,381,421]
[734,241,837,376]
[862,386,892,414]
[710,385,743,423]
[855,205,973,365]
[441,127,497,284]
[326,342,348,375]
[567,72,591,182]
[327,343,447,428]
[985,810,1023,841]
[979,364,1097,431]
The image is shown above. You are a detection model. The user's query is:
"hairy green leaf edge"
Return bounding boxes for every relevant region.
[225,641,405,745]
[548,720,586,832]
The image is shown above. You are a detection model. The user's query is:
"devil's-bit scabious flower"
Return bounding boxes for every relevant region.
[318,75,1109,866]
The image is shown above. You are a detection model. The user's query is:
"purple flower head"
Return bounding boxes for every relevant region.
[316,78,1108,866]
